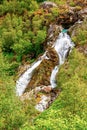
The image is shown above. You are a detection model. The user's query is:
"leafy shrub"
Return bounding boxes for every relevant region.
[1,31,16,52]
[0,53,39,130]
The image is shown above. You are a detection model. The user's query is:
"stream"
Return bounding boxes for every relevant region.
[16,31,74,112]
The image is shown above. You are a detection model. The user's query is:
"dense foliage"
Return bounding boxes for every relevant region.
[0,0,87,130]
[0,0,47,66]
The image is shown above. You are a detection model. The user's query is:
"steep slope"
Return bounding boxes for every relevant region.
[0,0,87,130]
[26,48,87,130]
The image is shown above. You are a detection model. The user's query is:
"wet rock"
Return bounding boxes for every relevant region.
[20,86,42,101]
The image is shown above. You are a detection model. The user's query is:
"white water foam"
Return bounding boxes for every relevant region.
[50,32,74,88]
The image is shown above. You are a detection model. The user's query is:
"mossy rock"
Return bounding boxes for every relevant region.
[24,47,59,92]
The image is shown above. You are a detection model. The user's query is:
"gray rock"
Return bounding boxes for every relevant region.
[41,1,57,9]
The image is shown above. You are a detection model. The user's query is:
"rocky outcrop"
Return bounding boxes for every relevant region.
[40,1,57,9]
[40,1,87,28]
[24,47,59,93]
[20,85,60,112]
[57,5,80,28]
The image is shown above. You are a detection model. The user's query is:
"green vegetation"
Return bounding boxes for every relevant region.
[0,52,40,130]
[0,0,87,130]
[30,49,87,130]
[0,0,47,66]
[72,19,87,45]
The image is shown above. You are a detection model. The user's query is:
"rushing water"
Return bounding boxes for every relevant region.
[35,32,74,112]
[16,32,74,98]
[16,52,47,96]
[50,32,74,88]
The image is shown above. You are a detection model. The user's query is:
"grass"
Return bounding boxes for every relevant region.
[28,49,87,130]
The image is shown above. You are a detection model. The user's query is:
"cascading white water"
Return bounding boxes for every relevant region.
[50,32,74,88]
[50,66,59,88]
[16,60,42,96]
[35,32,74,112]
[16,52,47,96]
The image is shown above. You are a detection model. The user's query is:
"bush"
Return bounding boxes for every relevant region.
[0,52,39,130]
[1,31,16,52]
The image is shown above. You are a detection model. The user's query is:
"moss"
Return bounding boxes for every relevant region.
[24,48,59,92]
[71,19,87,46]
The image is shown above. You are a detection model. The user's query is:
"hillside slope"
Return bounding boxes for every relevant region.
[0,0,87,130]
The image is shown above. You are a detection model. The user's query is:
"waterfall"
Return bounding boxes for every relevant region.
[16,31,74,97]
[50,32,74,88]
[16,52,47,96]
